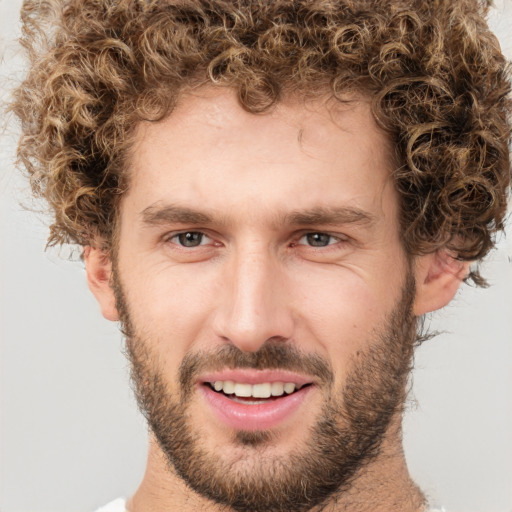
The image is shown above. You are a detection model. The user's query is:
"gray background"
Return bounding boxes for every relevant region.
[1,1,511,511]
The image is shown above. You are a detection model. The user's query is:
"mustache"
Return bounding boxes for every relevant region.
[178,340,334,395]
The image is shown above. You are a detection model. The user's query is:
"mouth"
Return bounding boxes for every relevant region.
[198,370,315,431]
[205,380,312,404]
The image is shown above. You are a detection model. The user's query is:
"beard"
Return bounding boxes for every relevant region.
[114,271,418,512]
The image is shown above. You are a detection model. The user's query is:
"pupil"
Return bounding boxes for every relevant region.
[307,233,330,247]
[179,232,202,247]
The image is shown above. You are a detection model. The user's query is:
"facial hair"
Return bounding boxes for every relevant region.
[114,272,418,512]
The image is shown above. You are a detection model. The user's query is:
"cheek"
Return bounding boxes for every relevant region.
[290,268,395,361]
[119,261,221,359]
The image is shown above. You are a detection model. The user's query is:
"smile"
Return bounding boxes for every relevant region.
[199,370,315,430]
[207,380,307,399]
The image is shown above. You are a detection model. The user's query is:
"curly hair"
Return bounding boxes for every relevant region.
[11,0,512,284]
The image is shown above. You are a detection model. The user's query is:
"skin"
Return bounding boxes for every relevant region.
[86,87,468,512]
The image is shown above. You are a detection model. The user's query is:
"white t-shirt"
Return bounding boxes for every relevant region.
[95,498,127,512]
[95,498,446,512]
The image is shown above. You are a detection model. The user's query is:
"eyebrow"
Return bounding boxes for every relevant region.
[141,204,215,226]
[284,206,376,227]
[140,203,376,229]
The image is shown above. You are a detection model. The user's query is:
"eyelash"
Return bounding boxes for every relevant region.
[165,231,215,248]
[164,231,348,250]
[294,232,346,248]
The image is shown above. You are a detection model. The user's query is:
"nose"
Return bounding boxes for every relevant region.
[212,248,294,352]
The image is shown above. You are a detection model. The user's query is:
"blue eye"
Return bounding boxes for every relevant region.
[171,232,209,247]
[299,233,338,247]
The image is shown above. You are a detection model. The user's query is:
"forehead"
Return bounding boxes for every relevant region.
[125,87,397,224]
[132,87,391,159]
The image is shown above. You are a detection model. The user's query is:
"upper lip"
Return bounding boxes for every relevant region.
[198,369,314,387]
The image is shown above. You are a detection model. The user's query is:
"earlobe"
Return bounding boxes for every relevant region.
[413,251,470,316]
[84,246,119,321]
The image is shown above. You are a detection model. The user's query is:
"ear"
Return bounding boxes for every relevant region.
[83,246,119,321]
[413,251,470,316]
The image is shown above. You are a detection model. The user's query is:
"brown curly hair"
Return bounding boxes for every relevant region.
[11,0,512,285]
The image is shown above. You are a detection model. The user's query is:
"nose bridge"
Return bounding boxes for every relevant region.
[213,243,292,352]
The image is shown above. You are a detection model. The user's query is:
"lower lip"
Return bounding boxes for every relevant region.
[200,385,313,431]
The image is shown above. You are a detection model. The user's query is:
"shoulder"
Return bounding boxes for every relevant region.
[94,498,127,512]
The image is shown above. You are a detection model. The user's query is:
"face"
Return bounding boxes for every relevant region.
[101,89,421,511]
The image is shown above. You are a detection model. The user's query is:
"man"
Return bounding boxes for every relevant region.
[10,0,511,511]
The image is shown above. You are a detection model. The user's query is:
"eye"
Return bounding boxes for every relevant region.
[298,232,341,247]
[168,231,212,247]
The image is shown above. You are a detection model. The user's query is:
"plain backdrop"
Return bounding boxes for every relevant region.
[1,1,511,511]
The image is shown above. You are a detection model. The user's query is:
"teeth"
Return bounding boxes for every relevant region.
[271,382,284,396]
[211,381,299,398]
[234,383,252,397]
[283,382,296,394]
[222,381,235,394]
[253,383,271,398]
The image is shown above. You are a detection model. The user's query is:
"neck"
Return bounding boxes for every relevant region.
[127,420,426,512]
